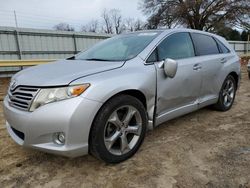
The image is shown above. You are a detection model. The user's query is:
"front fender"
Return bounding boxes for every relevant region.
[71,59,157,121]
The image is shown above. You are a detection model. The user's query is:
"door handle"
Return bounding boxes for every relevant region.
[220,58,227,64]
[193,64,202,71]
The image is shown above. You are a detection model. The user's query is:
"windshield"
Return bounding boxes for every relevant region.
[75,31,162,61]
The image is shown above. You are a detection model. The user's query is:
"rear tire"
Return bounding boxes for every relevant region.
[248,72,250,80]
[89,95,147,163]
[213,75,236,111]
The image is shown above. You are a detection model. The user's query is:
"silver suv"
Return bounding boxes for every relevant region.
[3,29,241,163]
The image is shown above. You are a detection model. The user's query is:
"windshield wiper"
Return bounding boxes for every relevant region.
[84,58,111,61]
[67,56,75,60]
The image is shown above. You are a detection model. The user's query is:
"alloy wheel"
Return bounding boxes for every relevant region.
[104,105,142,155]
[222,79,235,107]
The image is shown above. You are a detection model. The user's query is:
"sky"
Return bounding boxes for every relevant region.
[0,0,145,30]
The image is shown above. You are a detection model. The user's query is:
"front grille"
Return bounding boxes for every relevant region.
[11,127,25,140]
[8,86,40,111]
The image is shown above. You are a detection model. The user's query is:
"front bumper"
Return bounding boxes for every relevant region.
[3,96,102,157]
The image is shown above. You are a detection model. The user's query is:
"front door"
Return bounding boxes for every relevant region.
[152,32,203,125]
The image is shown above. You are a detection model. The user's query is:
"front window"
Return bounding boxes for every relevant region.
[158,32,195,60]
[147,32,195,63]
[75,31,162,61]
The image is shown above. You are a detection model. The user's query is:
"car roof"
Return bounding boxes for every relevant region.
[132,28,221,39]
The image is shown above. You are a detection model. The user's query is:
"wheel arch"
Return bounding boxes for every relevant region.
[228,71,239,90]
[88,89,148,148]
[92,89,148,118]
[110,90,147,109]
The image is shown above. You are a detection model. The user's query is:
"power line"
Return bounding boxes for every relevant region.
[0,10,88,30]
[0,9,87,24]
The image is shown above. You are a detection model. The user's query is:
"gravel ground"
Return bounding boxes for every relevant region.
[0,67,250,188]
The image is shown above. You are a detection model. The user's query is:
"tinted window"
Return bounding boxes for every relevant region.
[191,33,219,56]
[157,32,195,60]
[214,38,230,54]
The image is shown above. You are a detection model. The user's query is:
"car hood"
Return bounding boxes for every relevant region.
[13,60,125,87]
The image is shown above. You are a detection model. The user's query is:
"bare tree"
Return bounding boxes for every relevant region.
[134,19,145,31]
[124,18,135,32]
[101,9,113,34]
[237,17,250,31]
[110,9,123,34]
[101,9,128,34]
[124,18,145,32]
[81,20,99,33]
[53,22,75,31]
[140,0,250,31]
[53,12,146,34]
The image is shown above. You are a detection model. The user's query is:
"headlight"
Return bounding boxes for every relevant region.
[29,84,90,111]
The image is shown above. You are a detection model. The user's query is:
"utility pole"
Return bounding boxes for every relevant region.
[14,10,18,28]
[13,10,22,60]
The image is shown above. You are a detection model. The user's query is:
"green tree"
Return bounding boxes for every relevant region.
[213,25,241,41]
[228,30,241,41]
[241,30,250,41]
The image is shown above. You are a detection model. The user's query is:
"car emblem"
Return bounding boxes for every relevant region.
[10,80,17,90]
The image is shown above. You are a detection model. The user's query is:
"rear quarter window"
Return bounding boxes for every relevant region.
[191,33,220,56]
[214,38,230,54]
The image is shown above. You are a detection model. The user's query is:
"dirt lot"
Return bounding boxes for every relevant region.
[0,67,250,188]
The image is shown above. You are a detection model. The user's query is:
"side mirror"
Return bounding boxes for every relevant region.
[163,58,178,78]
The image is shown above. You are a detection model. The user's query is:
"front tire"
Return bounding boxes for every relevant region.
[214,75,236,111]
[89,95,147,163]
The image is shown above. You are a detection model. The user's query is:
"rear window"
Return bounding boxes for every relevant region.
[191,33,220,56]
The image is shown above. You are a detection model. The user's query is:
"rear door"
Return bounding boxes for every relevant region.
[190,33,227,106]
[150,32,203,125]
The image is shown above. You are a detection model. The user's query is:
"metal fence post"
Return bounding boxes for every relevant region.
[244,42,247,54]
[247,34,250,54]
[73,34,78,54]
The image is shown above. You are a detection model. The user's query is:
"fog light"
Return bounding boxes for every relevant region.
[53,132,65,145]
